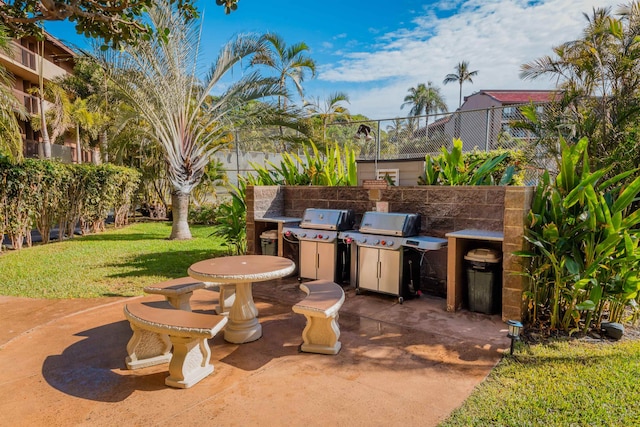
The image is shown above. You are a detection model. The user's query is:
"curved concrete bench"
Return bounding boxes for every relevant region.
[292,280,345,355]
[124,301,228,389]
[143,277,207,311]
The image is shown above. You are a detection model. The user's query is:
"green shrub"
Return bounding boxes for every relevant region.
[0,159,140,250]
[517,137,640,333]
[418,138,526,185]
[189,204,218,225]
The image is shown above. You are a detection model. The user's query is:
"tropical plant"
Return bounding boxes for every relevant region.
[516,137,640,333]
[96,0,281,240]
[443,60,479,107]
[400,82,447,129]
[246,141,357,186]
[0,25,27,161]
[28,77,73,160]
[304,92,350,143]
[519,1,640,175]
[57,55,117,163]
[417,138,524,186]
[250,33,317,111]
[212,182,247,255]
[192,158,228,206]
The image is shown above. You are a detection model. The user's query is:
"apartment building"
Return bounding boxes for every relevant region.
[439,89,561,151]
[0,30,91,163]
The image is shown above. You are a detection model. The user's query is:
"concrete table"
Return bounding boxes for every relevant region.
[188,255,296,343]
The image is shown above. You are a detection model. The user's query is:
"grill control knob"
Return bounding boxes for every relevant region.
[359,238,367,244]
[387,240,394,246]
[381,240,386,246]
[324,235,330,240]
[285,231,291,237]
[317,234,322,239]
[300,232,307,238]
[374,239,380,245]
[346,237,353,244]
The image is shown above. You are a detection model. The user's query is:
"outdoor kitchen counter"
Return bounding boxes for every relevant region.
[445,229,504,313]
[188,255,296,343]
[254,217,301,257]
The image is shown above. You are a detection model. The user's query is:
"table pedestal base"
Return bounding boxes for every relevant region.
[224,281,262,343]
[224,318,262,344]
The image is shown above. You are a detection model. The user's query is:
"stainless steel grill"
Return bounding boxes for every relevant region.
[338,211,447,303]
[283,208,355,283]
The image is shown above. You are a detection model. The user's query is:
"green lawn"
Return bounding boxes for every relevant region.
[0,222,226,298]
[441,339,640,426]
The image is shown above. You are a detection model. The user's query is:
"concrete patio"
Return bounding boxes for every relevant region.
[0,277,509,426]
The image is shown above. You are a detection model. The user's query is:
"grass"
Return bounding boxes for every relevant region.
[441,339,640,426]
[0,222,227,298]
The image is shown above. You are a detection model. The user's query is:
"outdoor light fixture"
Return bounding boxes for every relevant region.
[506,320,523,355]
[354,124,374,141]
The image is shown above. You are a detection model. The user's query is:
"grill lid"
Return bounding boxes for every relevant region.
[358,212,421,236]
[299,208,355,231]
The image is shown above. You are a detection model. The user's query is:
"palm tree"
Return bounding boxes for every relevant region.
[443,60,479,108]
[0,25,27,160]
[519,3,640,173]
[251,33,317,111]
[304,91,350,142]
[401,82,447,129]
[97,0,281,239]
[69,97,102,164]
[29,81,73,152]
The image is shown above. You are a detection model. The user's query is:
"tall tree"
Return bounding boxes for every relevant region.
[304,92,350,142]
[28,80,73,157]
[58,56,116,163]
[520,1,640,173]
[443,60,479,107]
[97,0,281,239]
[0,0,234,48]
[401,82,447,129]
[0,25,27,160]
[250,33,316,111]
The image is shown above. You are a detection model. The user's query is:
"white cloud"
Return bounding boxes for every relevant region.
[317,0,619,118]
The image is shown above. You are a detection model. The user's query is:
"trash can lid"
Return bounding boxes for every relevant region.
[260,230,279,239]
[464,248,501,263]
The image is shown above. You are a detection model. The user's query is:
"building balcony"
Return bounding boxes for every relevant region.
[0,41,70,83]
[12,88,40,115]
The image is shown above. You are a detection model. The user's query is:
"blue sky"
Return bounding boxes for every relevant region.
[46,0,619,119]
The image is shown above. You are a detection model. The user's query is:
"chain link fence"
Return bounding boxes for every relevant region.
[215,103,560,186]
[327,103,554,159]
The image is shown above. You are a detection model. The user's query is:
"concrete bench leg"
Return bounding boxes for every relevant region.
[165,335,214,389]
[166,292,194,311]
[300,313,341,355]
[125,324,172,369]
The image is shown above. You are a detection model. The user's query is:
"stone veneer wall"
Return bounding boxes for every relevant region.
[246,185,533,321]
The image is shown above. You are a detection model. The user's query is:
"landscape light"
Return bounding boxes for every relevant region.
[506,320,523,355]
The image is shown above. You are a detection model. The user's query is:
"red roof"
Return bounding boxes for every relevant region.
[482,90,560,103]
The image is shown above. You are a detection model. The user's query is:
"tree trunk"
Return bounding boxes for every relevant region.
[38,40,52,159]
[99,130,108,163]
[76,125,82,164]
[169,191,192,240]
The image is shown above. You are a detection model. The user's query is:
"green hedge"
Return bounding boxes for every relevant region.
[0,158,140,251]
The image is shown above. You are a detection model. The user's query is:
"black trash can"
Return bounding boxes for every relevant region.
[464,248,502,314]
[260,230,278,255]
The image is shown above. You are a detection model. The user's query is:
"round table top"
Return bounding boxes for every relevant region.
[188,255,296,283]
